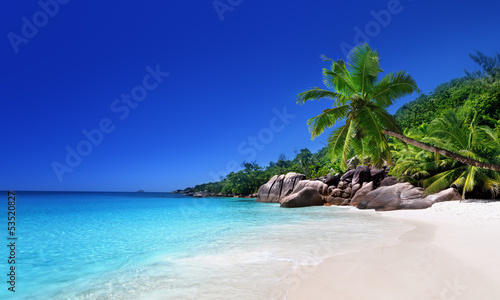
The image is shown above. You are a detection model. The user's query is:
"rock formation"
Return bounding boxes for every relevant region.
[256,173,306,203]
[255,164,461,210]
[280,187,324,208]
[356,183,461,211]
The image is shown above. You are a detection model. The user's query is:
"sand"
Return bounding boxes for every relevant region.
[287,201,500,300]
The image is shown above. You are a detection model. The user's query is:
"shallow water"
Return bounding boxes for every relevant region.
[1,192,411,299]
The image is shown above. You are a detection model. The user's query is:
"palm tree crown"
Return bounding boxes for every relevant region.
[297,43,420,170]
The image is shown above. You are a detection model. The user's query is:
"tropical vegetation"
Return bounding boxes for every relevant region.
[187,46,500,199]
[191,148,341,195]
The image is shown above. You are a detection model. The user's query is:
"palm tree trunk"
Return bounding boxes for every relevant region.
[383,130,500,172]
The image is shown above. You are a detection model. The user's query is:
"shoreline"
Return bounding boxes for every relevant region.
[287,201,500,300]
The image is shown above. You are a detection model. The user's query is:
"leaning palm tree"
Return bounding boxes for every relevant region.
[298,43,500,172]
[389,124,447,184]
[421,111,500,198]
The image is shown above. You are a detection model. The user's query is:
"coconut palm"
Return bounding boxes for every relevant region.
[298,43,500,172]
[421,111,500,198]
[389,124,449,184]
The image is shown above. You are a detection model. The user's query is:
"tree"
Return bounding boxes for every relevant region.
[465,50,500,79]
[391,111,500,199]
[297,43,419,170]
[298,43,500,172]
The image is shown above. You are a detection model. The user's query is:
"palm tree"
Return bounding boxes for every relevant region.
[298,43,500,172]
[418,111,500,198]
[389,124,447,184]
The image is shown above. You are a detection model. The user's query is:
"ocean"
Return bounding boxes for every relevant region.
[1,191,411,299]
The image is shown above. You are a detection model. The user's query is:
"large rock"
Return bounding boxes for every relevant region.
[423,188,461,203]
[331,188,342,197]
[256,175,279,202]
[256,173,306,203]
[325,196,347,206]
[281,173,307,198]
[370,167,386,183]
[351,183,361,196]
[337,181,347,190]
[292,180,329,196]
[340,170,356,183]
[280,188,325,208]
[380,176,401,187]
[357,182,427,211]
[349,181,374,207]
[352,166,371,186]
[325,173,341,186]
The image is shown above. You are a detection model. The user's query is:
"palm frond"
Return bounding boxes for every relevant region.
[307,105,349,138]
[369,71,420,108]
[423,167,466,195]
[347,43,381,96]
[297,88,344,105]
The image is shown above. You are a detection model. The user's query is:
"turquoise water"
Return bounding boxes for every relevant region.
[1,192,409,299]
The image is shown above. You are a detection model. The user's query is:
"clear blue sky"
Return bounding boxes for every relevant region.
[2,0,500,192]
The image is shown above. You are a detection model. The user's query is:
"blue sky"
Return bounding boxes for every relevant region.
[2,0,500,192]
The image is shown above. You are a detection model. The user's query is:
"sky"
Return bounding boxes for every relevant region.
[1,0,500,192]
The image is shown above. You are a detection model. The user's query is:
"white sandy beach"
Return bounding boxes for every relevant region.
[288,201,500,300]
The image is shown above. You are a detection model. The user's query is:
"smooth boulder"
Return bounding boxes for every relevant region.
[380,176,401,187]
[280,187,324,208]
[292,180,329,196]
[349,181,374,207]
[256,173,306,203]
[423,188,461,203]
[357,182,427,211]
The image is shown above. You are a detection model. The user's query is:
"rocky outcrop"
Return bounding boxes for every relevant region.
[356,182,460,211]
[256,167,460,210]
[349,181,374,207]
[256,173,306,203]
[280,187,324,208]
[172,187,194,195]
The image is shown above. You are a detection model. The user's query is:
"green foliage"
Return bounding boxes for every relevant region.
[465,50,500,79]
[298,43,419,170]
[391,111,500,199]
[395,51,500,130]
[191,147,340,196]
